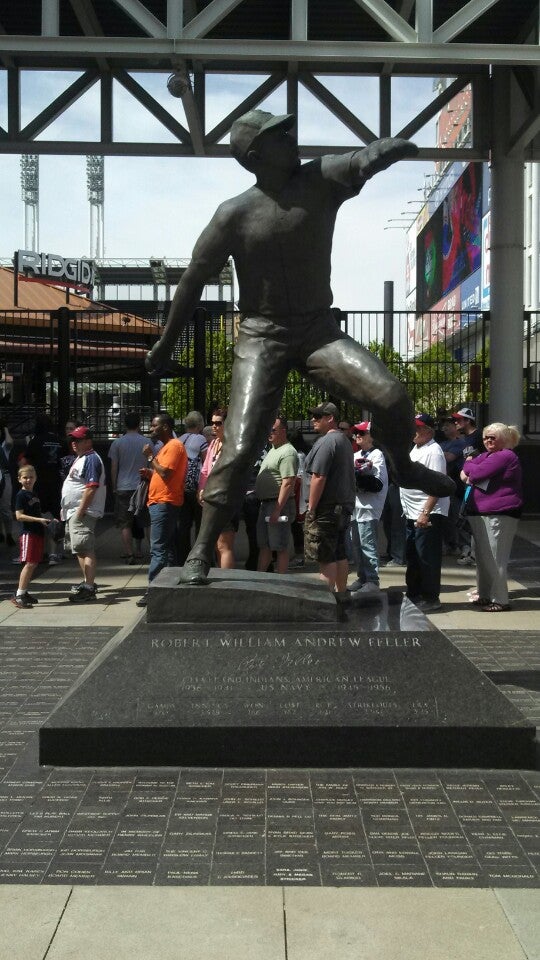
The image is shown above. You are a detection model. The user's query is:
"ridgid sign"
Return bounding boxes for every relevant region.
[15,250,95,290]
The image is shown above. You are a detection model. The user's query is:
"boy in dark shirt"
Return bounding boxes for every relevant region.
[11,465,50,609]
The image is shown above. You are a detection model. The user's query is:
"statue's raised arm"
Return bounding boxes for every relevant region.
[351,137,419,186]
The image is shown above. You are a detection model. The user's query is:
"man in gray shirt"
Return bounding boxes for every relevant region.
[108,412,149,562]
[304,402,356,597]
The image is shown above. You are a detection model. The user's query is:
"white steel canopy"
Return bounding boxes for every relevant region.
[0,0,538,159]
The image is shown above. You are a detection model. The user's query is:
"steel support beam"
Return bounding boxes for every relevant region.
[167,0,184,38]
[489,68,526,428]
[42,0,60,37]
[2,36,540,68]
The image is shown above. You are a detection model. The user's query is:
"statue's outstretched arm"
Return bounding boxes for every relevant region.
[351,138,419,185]
[146,210,232,374]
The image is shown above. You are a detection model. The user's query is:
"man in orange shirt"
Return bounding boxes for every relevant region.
[136,413,187,607]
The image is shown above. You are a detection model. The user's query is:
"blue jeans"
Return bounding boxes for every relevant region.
[405,514,444,602]
[148,502,181,582]
[352,519,380,584]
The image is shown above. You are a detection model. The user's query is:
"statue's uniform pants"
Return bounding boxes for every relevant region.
[190,310,414,564]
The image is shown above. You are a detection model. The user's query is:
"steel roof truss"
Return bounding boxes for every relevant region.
[182,0,247,40]
[509,103,540,156]
[433,0,502,44]
[300,73,378,143]
[396,74,472,139]
[205,73,285,144]
[353,0,417,43]
[110,0,167,39]
[167,0,184,38]
[42,0,60,38]
[415,0,432,42]
[291,0,309,41]
[18,69,99,141]
[114,68,190,142]
[178,73,205,155]
[68,0,104,37]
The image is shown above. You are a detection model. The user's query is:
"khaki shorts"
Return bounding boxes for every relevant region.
[114,490,135,529]
[256,498,296,551]
[68,513,98,555]
[304,505,351,564]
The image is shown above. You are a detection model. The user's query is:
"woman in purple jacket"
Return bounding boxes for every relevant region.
[460,423,523,612]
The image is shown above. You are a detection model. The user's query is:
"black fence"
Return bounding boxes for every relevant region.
[1,305,538,437]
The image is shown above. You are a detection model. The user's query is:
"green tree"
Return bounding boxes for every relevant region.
[162,328,235,418]
[409,341,467,412]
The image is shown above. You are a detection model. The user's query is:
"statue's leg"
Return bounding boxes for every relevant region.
[180,323,290,582]
[302,333,455,497]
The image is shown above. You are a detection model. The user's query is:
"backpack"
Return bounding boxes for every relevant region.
[184,456,201,492]
[180,434,203,493]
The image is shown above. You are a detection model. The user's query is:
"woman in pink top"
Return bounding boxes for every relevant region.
[460,422,523,612]
[198,408,237,568]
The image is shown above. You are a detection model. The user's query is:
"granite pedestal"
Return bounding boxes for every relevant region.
[40,571,536,770]
[147,567,339,622]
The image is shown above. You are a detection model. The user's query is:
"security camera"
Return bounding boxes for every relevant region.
[167,72,190,98]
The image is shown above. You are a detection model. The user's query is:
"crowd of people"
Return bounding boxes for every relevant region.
[0,402,524,615]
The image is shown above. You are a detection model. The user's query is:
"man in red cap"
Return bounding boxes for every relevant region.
[60,426,106,603]
[147,109,454,584]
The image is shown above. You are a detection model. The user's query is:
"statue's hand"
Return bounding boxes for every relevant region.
[145,342,180,376]
[356,138,419,181]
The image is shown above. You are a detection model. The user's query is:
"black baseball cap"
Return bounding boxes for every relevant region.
[309,402,339,419]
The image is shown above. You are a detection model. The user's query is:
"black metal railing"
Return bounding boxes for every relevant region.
[2,305,538,436]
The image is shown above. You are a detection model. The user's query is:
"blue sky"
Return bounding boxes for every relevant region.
[0,71,436,310]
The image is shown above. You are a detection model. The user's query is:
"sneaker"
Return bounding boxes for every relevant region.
[69,584,97,603]
[23,592,39,604]
[457,553,475,566]
[288,556,305,569]
[136,593,148,607]
[385,559,406,567]
[10,595,33,609]
[48,554,59,565]
[348,578,365,593]
[70,581,99,593]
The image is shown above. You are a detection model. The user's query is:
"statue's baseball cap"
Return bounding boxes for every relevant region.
[414,413,435,429]
[230,110,295,164]
[68,426,92,440]
[309,402,339,419]
[452,406,475,422]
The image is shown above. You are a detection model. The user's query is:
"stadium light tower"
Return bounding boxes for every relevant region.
[20,154,39,250]
[86,155,104,259]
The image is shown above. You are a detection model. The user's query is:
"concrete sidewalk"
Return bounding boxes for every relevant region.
[0,517,539,631]
[0,519,538,959]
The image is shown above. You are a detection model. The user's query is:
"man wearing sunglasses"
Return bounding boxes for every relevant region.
[304,402,356,598]
[147,109,454,584]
